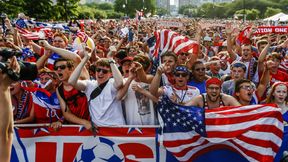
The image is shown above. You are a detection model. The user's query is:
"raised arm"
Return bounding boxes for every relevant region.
[256,61,271,98]
[149,64,166,98]
[257,36,271,73]
[36,49,52,70]
[68,48,90,91]
[226,23,237,62]
[39,40,89,80]
[109,58,124,89]
[116,67,136,100]
[39,40,81,64]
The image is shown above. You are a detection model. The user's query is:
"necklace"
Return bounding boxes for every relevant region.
[173,87,187,105]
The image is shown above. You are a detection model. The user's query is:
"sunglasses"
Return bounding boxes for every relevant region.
[95,68,110,74]
[194,68,206,72]
[240,85,255,91]
[180,53,190,56]
[54,65,67,70]
[174,72,188,77]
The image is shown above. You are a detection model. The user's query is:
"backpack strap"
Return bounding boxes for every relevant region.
[88,79,110,137]
[57,83,69,112]
[89,79,110,102]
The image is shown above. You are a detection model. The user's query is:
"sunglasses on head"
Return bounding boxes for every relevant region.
[95,68,110,74]
[174,72,188,77]
[54,65,67,70]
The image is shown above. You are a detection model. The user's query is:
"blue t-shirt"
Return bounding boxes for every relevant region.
[188,80,206,94]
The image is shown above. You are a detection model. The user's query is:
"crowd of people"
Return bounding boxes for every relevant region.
[0,13,287,134]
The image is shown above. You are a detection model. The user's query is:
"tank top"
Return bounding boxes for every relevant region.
[201,93,225,109]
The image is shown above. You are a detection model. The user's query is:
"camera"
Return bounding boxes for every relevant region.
[0,48,38,81]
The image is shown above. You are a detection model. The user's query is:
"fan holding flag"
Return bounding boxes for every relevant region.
[157,78,283,162]
[185,77,241,109]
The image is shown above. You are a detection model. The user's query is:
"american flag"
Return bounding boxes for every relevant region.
[15,18,28,29]
[15,19,39,40]
[76,31,89,43]
[151,29,199,58]
[157,95,283,162]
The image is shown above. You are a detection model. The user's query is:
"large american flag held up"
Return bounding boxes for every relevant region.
[151,29,199,58]
[157,95,284,162]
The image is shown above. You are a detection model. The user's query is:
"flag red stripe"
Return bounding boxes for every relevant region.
[206,111,281,125]
[230,140,274,162]
[210,106,264,115]
[207,124,283,140]
[171,140,210,158]
[237,135,279,154]
[163,135,201,147]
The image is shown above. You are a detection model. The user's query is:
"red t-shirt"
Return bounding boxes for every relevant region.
[62,87,90,121]
[270,70,288,85]
[33,91,62,123]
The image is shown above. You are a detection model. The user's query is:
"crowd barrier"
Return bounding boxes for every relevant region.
[11,124,288,162]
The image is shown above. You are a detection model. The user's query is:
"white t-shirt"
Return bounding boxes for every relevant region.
[84,79,125,126]
[123,79,157,125]
[163,85,200,104]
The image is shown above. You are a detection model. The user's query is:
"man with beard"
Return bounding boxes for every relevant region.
[150,64,200,105]
[185,78,240,109]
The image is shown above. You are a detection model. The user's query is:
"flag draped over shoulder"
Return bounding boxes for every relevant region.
[157,95,284,162]
[151,29,199,58]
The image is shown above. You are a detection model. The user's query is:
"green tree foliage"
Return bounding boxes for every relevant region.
[181,0,287,19]
[56,0,80,21]
[0,0,25,18]
[22,0,54,20]
[114,0,156,17]
[264,7,282,18]
[77,6,95,19]
[178,4,197,15]
[77,3,124,19]
[235,9,260,20]
[106,11,124,19]
[156,7,169,16]
[97,3,114,10]
[93,9,107,19]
